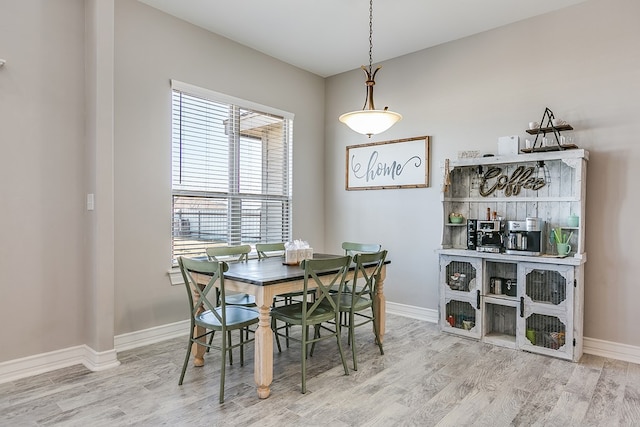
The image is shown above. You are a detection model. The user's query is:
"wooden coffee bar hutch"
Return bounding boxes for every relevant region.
[438,147,588,362]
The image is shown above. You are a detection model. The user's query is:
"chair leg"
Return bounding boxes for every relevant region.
[307,325,314,357]
[239,328,245,367]
[179,338,193,385]
[285,321,291,348]
[301,325,307,394]
[350,312,358,371]
[219,330,227,404]
[335,319,350,376]
[227,330,233,366]
[371,312,384,355]
[207,327,219,352]
[272,317,283,353]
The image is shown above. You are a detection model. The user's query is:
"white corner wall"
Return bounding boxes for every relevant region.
[0,0,87,361]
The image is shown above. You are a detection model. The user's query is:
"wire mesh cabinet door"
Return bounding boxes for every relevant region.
[439,255,483,339]
[517,262,576,361]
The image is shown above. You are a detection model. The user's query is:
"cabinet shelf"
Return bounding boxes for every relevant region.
[520,144,579,153]
[525,124,573,135]
[484,333,517,348]
[484,294,518,303]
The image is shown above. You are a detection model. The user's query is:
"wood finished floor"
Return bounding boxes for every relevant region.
[2,314,640,426]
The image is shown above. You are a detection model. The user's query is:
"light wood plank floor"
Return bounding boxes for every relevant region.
[2,314,640,426]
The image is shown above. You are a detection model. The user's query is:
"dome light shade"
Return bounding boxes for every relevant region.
[339,0,401,137]
[339,109,402,137]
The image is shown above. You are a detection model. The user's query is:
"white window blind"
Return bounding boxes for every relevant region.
[171,81,293,262]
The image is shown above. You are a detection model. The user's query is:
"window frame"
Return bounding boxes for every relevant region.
[170,80,294,264]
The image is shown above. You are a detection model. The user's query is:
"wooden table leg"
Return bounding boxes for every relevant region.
[373,265,386,343]
[254,290,273,398]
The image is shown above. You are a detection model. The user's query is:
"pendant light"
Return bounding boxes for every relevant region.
[339,0,402,137]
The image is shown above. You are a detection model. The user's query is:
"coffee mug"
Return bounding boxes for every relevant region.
[556,242,571,256]
[462,320,473,330]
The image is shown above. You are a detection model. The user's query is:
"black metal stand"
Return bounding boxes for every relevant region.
[523,107,575,153]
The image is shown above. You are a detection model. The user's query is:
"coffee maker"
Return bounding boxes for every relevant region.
[505,217,544,256]
[475,220,504,253]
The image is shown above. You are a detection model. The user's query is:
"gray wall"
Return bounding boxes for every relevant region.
[112,0,326,336]
[0,0,87,360]
[325,0,640,346]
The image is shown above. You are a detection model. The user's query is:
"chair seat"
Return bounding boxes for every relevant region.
[196,306,259,330]
[224,293,256,306]
[271,302,336,325]
[323,294,372,312]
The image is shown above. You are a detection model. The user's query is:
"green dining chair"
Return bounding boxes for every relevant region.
[327,250,387,371]
[270,255,352,393]
[177,256,259,403]
[332,241,383,305]
[256,242,286,260]
[342,241,382,256]
[206,245,255,307]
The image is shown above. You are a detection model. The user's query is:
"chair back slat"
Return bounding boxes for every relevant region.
[351,250,387,304]
[256,242,285,260]
[342,241,382,257]
[300,255,351,318]
[178,256,230,327]
[206,245,251,263]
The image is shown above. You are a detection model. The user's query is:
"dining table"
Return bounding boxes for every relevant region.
[193,253,389,399]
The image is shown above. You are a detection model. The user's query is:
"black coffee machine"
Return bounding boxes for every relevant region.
[474,220,504,253]
[505,218,544,256]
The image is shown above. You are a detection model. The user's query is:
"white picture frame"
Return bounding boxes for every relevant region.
[346,136,430,190]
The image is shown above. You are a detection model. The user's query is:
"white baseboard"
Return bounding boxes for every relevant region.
[583,337,640,365]
[0,345,119,384]
[3,304,640,385]
[386,301,439,323]
[114,319,190,352]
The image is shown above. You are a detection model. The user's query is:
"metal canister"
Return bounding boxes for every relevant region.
[518,232,527,250]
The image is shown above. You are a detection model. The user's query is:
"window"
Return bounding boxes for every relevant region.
[171,80,293,262]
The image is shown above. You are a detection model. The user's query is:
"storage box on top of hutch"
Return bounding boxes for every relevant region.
[439,149,588,362]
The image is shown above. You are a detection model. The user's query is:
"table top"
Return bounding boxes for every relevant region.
[224,253,389,286]
[224,253,339,286]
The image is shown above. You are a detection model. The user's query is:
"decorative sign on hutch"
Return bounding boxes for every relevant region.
[479,165,546,197]
[438,149,588,362]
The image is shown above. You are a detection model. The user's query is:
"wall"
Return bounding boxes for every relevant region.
[112,0,326,335]
[325,0,640,347]
[0,0,87,361]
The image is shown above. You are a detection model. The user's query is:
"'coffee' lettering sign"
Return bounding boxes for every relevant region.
[346,136,430,190]
[479,165,546,197]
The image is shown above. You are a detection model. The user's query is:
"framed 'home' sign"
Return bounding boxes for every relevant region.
[346,135,430,190]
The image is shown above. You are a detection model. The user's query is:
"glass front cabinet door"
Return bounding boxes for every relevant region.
[440,255,482,339]
[517,262,575,360]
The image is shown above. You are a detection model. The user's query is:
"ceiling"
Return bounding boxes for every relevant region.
[139,0,588,78]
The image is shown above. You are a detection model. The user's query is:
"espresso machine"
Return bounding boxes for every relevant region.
[505,217,544,256]
[475,220,504,253]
